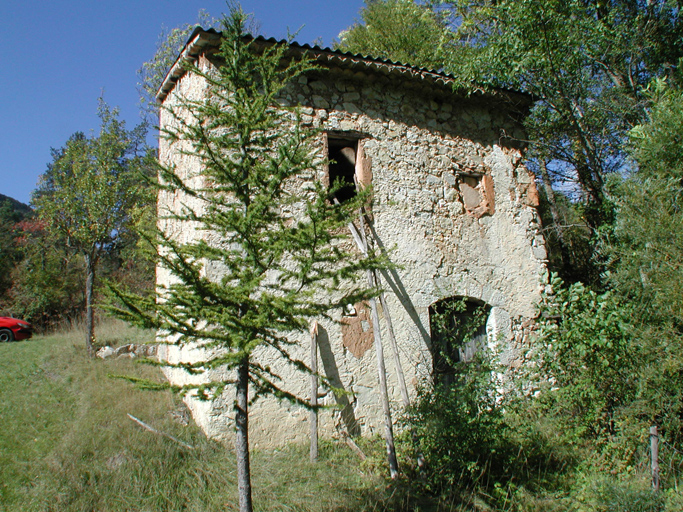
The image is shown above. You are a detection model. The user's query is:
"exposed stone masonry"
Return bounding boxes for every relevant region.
[156,38,548,446]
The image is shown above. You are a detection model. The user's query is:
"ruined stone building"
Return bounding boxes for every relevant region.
[155,29,547,446]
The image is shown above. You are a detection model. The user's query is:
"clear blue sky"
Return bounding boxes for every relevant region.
[1,0,366,205]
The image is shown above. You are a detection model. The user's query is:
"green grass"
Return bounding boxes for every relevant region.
[0,325,395,512]
[6,323,678,512]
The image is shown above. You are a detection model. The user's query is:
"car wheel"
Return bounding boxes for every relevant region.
[0,329,14,342]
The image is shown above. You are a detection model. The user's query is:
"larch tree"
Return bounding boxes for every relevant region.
[34,102,150,354]
[108,9,383,512]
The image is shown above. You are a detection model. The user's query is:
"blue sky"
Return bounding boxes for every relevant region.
[1,0,366,205]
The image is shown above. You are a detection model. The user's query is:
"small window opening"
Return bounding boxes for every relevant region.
[328,139,358,203]
[456,171,495,218]
[459,176,483,210]
[429,296,491,385]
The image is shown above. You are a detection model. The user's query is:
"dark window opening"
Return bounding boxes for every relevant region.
[429,296,491,385]
[328,139,358,203]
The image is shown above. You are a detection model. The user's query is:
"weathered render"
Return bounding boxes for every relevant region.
[156,30,547,446]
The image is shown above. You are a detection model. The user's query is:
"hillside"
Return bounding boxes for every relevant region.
[0,193,32,217]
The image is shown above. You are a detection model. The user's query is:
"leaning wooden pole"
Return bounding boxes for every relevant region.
[368,284,399,478]
[358,213,399,479]
[310,321,319,463]
[378,291,409,408]
[335,196,399,478]
[378,279,426,472]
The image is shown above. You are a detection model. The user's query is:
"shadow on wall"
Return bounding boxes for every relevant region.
[317,324,360,437]
[368,223,432,350]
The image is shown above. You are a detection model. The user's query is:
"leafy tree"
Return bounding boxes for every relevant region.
[4,218,84,328]
[534,275,637,446]
[609,80,683,323]
[0,200,26,301]
[442,0,682,231]
[602,80,683,449]
[108,9,383,512]
[137,10,220,125]
[33,102,151,354]
[516,82,683,475]
[335,0,454,70]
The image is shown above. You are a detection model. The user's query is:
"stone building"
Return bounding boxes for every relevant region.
[155,29,547,446]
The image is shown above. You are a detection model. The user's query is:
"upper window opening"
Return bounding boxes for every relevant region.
[328,138,358,203]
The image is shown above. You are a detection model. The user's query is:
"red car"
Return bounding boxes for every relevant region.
[0,317,33,342]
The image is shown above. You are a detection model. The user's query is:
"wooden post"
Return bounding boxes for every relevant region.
[358,214,399,479]
[334,197,399,478]
[310,321,319,463]
[369,284,399,478]
[651,425,660,492]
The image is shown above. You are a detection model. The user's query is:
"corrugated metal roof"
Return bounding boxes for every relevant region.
[156,27,528,105]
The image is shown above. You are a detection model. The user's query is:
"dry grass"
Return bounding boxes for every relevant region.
[0,320,395,512]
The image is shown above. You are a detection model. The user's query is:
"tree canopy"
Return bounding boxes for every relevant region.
[33,101,151,353]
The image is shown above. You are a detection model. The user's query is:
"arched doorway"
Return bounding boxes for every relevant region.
[428,296,491,385]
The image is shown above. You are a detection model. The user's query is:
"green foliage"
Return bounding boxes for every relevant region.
[137,9,220,124]
[0,200,27,300]
[33,101,152,347]
[438,0,683,243]
[400,356,582,509]
[3,219,83,327]
[402,357,511,493]
[598,82,683,453]
[609,80,683,323]
[533,275,637,446]
[33,103,151,259]
[589,479,665,512]
[335,0,455,70]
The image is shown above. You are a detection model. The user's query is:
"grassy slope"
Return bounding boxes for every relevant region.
[0,325,389,512]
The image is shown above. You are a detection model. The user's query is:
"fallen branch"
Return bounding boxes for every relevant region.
[127,413,194,450]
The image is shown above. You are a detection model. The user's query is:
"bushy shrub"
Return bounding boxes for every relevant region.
[401,356,511,494]
[533,274,638,447]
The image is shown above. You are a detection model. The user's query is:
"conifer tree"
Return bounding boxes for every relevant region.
[109,9,382,511]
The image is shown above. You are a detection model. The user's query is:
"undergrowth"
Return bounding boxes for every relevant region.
[3,320,681,511]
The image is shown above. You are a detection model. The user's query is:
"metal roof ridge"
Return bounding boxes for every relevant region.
[156,28,526,104]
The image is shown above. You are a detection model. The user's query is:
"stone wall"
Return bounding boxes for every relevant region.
[157,55,547,447]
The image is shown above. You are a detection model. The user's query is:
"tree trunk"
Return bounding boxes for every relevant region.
[235,356,253,512]
[310,321,319,463]
[84,253,96,356]
[539,160,571,271]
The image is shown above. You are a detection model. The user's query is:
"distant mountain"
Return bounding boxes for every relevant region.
[0,194,32,217]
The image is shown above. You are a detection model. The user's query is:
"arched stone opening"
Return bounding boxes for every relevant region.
[428,296,492,385]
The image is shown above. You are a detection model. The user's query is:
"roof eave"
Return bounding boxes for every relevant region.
[155,29,531,107]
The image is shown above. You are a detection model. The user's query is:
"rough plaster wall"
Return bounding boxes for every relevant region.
[156,63,239,438]
[157,63,548,446]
